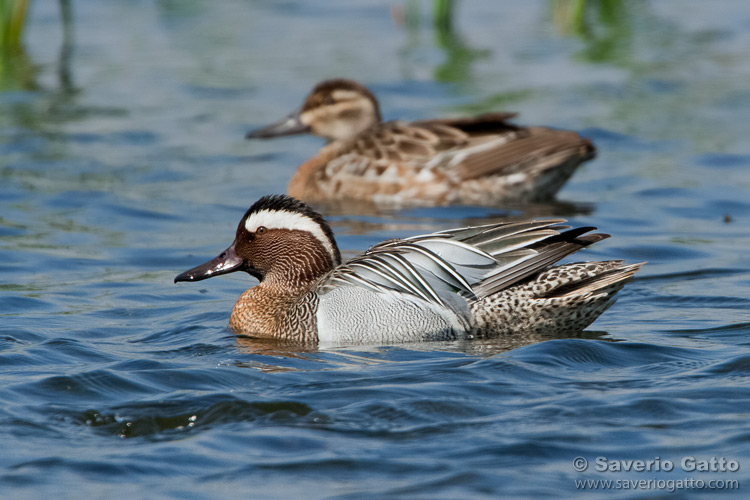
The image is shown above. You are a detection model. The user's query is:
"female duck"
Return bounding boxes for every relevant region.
[175,195,641,343]
[247,79,596,207]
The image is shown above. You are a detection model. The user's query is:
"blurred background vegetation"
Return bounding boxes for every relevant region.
[1,0,73,92]
[0,0,28,49]
[1,0,32,89]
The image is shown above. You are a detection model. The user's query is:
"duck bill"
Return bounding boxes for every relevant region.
[246,109,311,139]
[174,244,245,283]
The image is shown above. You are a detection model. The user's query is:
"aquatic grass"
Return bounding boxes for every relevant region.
[401,0,489,83]
[552,0,635,65]
[432,0,453,32]
[553,0,588,36]
[1,0,29,49]
[0,0,33,91]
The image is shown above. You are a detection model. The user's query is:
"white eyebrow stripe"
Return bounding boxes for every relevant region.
[331,89,362,101]
[245,209,338,264]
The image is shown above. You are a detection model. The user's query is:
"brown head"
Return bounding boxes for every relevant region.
[246,78,382,142]
[175,195,341,292]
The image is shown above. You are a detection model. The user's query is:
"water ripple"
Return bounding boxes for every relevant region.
[68,397,313,440]
[3,1,750,498]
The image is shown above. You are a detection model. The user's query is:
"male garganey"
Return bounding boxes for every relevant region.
[247,79,596,207]
[175,194,641,344]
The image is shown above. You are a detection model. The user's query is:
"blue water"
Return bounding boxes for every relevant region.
[2,1,750,498]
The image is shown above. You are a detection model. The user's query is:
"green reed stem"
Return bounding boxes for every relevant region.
[1,0,29,49]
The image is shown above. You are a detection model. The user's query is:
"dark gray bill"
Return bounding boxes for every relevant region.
[174,244,244,283]
[246,109,311,139]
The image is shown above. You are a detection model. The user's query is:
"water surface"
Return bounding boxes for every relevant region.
[1,1,749,498]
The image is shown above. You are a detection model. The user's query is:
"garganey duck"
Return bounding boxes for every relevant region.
[247,79,596,207]
[175,194,641,344]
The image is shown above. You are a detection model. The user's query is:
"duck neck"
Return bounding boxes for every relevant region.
[258,230,337,294]
[262,252,332,293]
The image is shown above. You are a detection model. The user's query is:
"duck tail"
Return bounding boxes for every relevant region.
[470,261,643,336]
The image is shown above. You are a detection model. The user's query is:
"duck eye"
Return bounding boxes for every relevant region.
[256,226,267,235]
[322,95,335,105]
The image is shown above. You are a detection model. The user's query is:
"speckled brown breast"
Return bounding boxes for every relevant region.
[229,287,320,342]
